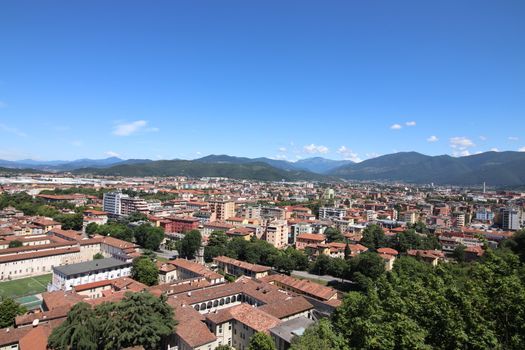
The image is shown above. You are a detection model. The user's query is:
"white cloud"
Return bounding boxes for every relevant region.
[113,120,158,136]
[0,101,7,108]
[105,151,120,157]
[303,144,329,154]
[453,150,471,157]
[195,151,202,156]
[278,147,287,153]
[519,147,525,152]
[490,148,499,152]
[0,123,27,137]
[273,154,287,160]
[427,135,439,143]
[450,137,475,149]
[337,146,361,162]
[508,136,519,141]
[450,137,475,157]
[390,124,402,130]
[479,136,487,141]
[365,152,381,158]
[405,121,416,126]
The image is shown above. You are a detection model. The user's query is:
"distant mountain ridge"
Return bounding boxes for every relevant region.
[72,160,329,182]
[2,151,525,186]
[0,157,152,171]
[328,151,525,186]
[194,155,353,174]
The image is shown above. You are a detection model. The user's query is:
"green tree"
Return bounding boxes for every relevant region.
[55,213,83,230]
[48,292,176,350]
[178,230,202,260]
[290,319,348,350]
[93,252,104,260]
[131,256,159,286]
[324,227,344,243]
[452,244,467,262]
[47,303,98,350]
[347,252,385,281]
[248,332,276,350]
[107,292,175,350]
[360,224,387,250]
[215,345,233,350]
[502,229,525,262]
[0,297,27,328]
[327,257,348,279]
[344,243,351,261]
[285,247,309,271]
[272,253,295,274]
[85,222,98,236]
[8,240,23,248]
[204,231,229,262]
[309,254,331,276]
[134,224,165,251]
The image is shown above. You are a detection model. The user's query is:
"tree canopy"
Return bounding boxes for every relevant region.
[0,297,27,328]
[248,332,276,350]
[177,230,202,260]
[131,256,159,286]
[306,246,525,350]
[48,292,175,350]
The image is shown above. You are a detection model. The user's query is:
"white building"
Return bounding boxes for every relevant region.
[502,208,521,231]
[49,257,131,291]
[102,191,127,215]
[318,207,346,221]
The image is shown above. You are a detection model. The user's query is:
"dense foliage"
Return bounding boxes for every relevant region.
[297,234,525,350]
[290,319,346,350]
[48,292,175,350]
[88,221,164,251]
[131,256,159,286]
[204,232,309,274]
[0,297,27,328]
[177,230,202,259]
[247,332,276,350]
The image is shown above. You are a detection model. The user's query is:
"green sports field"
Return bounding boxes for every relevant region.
[0,274,52,299]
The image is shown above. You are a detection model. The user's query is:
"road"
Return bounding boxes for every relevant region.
[154,248,178,260]
[291,270,353,284]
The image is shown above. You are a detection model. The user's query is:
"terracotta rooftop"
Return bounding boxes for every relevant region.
[214,256,271,273]
[261,274,338,301]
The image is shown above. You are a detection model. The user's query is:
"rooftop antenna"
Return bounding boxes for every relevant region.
[483,182,486,194]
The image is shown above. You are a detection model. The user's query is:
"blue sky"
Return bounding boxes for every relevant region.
[0,0,524,162]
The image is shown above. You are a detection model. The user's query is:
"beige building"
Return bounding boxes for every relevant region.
[209,200,236,221]
[265,220,289,249]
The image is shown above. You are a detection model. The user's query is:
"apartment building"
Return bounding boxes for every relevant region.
[265,220,289,249]
[318,207,346,221]
[209,200,236,221]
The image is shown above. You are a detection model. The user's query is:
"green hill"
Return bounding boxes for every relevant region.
[72,160,330,182]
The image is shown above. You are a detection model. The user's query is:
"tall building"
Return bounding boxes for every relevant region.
[318,207,346,221]
[452,212,465,227]
[120,197,149,216]
[502,208,521,231]
[103,192,148,216]
[209,200,235,221]
[103,191,127,215]
[265,220,289,249]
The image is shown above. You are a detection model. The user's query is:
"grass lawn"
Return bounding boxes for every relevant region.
[0,274,52,299]
[156,256,169,263]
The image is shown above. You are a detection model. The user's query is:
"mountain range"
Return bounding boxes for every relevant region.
[1,151,525,187]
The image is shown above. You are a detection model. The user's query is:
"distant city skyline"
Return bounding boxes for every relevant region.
[1,1,524,161]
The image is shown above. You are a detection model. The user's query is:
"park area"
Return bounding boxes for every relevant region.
[0,274,51,299]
